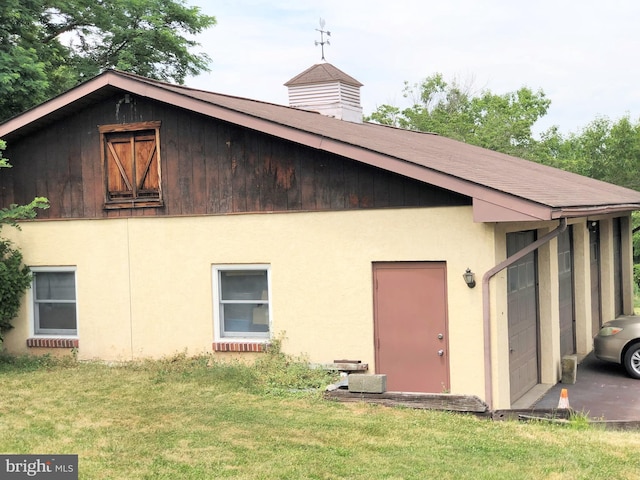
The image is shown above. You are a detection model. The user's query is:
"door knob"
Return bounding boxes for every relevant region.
[437,333,444,340]
[437,350,444,356]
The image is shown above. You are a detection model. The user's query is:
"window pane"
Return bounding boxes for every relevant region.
[518,264,527,290]
[221,271,268,301]
[37,303,77,331]
[526,261,535,287]
[222,304,269,333]
[508,266,518,293]
[35,272,75,301]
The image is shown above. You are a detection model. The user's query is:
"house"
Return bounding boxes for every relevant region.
[1,65,640,410]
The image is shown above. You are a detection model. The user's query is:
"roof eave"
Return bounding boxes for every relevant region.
[551,204,640,219]
[473,198,640,223]
[0,73,115,138]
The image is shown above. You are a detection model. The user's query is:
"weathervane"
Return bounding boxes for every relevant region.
[315,18,330,61]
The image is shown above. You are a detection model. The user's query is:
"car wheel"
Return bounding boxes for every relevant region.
[623,343,640,379]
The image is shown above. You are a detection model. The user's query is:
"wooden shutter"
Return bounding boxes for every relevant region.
[135,133,159,196]
[100,121,162,207]
[105,134,135,199]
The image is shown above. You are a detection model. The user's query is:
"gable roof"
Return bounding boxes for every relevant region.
[2,69,640,222]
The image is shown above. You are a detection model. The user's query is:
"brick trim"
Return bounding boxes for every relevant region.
[27,338,79,349]
[212,342,268,352]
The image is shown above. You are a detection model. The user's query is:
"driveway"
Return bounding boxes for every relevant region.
[533,352,640,421]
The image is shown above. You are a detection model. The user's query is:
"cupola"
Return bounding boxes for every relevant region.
[284,63,364,123]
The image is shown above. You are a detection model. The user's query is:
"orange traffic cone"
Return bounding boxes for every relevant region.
[557,388,570,409]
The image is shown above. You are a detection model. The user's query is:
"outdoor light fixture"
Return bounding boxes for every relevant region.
[463,268,476,288]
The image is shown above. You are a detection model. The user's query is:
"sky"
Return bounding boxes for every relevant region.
[186,0,640,136]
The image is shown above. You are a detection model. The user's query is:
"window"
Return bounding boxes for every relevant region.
[31,268,77,336]
[213,265,270,340]
[99,121,162,208]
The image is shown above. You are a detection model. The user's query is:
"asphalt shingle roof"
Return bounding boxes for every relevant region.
[128,72,640,210]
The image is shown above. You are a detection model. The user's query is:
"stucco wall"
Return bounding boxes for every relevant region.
[3,206,494,400]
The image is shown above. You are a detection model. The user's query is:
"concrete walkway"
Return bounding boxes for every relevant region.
[533,352,640,421]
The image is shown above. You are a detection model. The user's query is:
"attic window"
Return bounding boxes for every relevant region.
[99,121,163,208]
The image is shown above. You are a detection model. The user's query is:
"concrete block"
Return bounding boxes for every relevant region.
[561,355,577,384]
[348,374,387,393]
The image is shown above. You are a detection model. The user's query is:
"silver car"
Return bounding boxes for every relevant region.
[593,316,640,379]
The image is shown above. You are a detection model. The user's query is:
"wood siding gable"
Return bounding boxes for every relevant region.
[0,93,470,220]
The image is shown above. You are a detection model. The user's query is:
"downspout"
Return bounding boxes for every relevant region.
[482,217,567,409]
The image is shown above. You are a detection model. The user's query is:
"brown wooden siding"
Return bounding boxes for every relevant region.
[1,94,471,219]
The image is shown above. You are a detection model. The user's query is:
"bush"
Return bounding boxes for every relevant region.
[0,238,32,341]
[252,337,339,395]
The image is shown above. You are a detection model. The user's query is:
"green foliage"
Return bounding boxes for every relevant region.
[567,410,594,430]
[0,197,50,228]
[0,238,33,340]
[0,45,49,120]
[0,0,77,120]
[367,73,550,158]
[253,336,338,395]
[532,115,640,191]
[0,0,216,122]
[0,352,74,372]
[110,342,338,397]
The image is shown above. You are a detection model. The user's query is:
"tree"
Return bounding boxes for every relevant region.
[535,116,640,190]
[600,116,640,190]
[0,0,216,122]
[367,73,551,158]
[0,238,33,341]
[0,141,49,342]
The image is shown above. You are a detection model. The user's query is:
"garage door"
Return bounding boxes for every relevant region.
[590,222,602,337]
[507,231,539,403]
[558,227,576,356]
[613,218,623,318]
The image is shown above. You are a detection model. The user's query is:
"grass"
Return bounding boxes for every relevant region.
[1,351,639,479]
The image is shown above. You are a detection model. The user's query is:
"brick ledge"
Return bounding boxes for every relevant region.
[213,342,268,352]
[27,338,79,348]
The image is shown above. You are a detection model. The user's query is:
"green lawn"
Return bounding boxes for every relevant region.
[0,351,639,479]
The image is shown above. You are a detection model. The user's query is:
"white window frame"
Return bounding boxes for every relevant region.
[29,266,79,337]
[212,264,271,342]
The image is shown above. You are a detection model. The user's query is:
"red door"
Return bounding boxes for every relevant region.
[373,262,449,392]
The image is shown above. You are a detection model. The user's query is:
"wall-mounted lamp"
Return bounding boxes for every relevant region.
[463,268,476,288]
